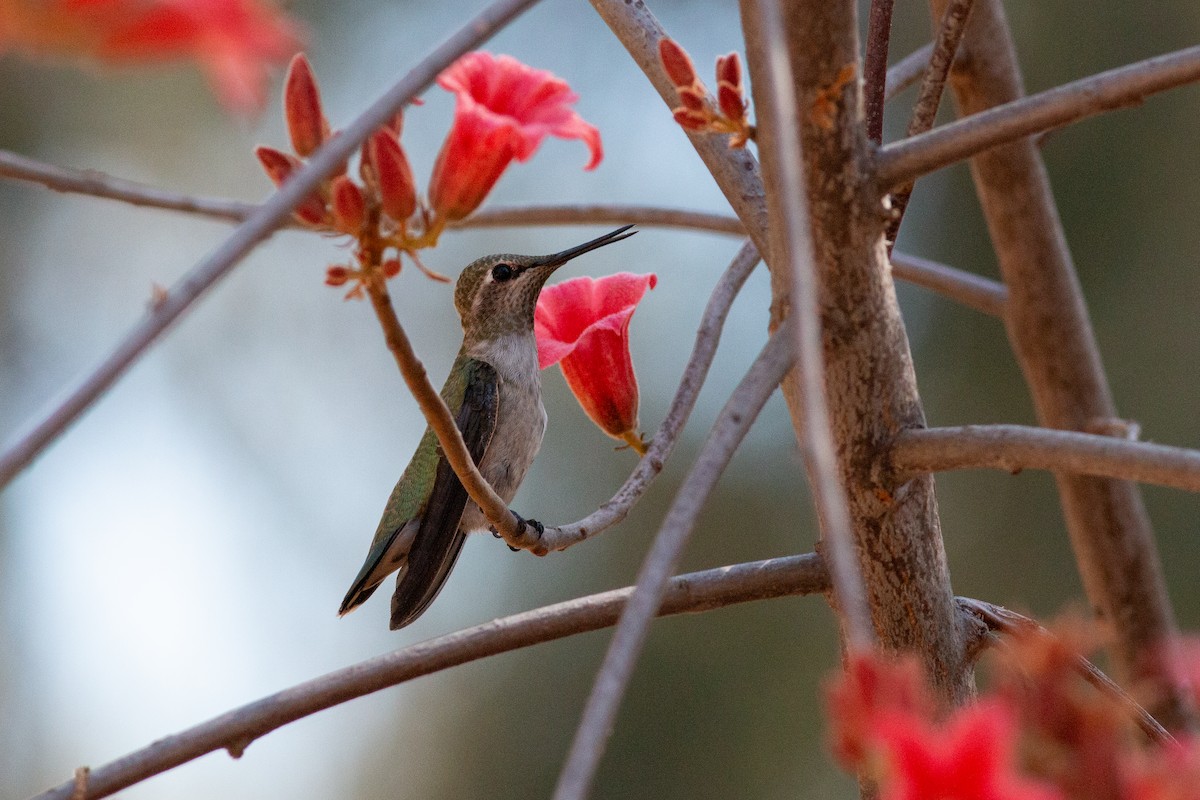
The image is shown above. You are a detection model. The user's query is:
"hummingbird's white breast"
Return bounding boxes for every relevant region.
[459,332,547,533]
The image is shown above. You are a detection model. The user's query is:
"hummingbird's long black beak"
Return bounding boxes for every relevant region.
[533,224,637,269]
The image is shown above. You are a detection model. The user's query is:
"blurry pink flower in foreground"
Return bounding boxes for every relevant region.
[535,273,655,453]
[0,0,302,111]
[429,51,602,222]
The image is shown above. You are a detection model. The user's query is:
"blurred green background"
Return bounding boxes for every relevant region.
[1,1,1199,798]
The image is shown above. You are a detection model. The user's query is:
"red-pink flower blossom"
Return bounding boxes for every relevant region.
[0,0,302,112]
[874,700,1064,800]
[428,51,602,222]
[825,651,935,768]
[534,273,655,450]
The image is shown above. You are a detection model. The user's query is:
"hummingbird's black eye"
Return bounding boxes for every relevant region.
[491,263,515,282]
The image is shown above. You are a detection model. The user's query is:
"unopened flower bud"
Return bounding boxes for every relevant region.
[658,38,697,89]
[284,54,329,157]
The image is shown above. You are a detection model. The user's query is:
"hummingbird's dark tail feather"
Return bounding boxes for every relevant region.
[389,527,468,629]
[390,360,497,629]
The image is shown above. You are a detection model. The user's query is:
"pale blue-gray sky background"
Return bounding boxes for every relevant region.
[2,1,1199,798]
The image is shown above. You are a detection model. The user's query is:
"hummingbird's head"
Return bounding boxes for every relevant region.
[453,225,636,340]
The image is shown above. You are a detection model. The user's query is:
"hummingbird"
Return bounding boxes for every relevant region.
[340,225,637,629]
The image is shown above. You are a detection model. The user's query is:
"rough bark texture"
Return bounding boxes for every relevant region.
[934,0,1191,727]
[741,0,972,705]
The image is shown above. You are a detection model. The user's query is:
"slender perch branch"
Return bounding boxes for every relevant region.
[890,424,1200,493]
[878,42,1200,187]
[0,0,543,492]
[553,324,796,800]
[536,241,760,551]
[29,553,830,800]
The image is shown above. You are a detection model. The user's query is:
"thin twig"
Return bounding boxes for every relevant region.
[0,0,543,492]
[553,324,795,800]
[0,149,259,221]
[877,43,1200,187]
[361,271,527,545]
[0,142,1003,315]
[890,251,1007,317]
[955,597,1174,745]
[890,424,1200,493]
[0,134,1007,317]
[0,150,751,240]
[863,0,897,143]
[536,241,760,552]
[28,553,829,800]
[748,0,873,649]
[885,0,975,248]
[458,205,744,235]
[885,43,934,101]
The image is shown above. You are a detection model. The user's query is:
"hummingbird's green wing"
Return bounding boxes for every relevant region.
[389,358,498,629]
[339,354,488,617]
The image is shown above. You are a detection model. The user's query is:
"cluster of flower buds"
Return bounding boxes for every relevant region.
[658,39,753,148]
[826,619,1200,800]
[255,51,602,299]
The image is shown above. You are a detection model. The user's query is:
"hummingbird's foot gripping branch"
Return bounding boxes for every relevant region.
[493,512,544,553]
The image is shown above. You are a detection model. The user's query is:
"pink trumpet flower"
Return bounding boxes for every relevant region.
[534,272,656,453]
[429,51,602,222]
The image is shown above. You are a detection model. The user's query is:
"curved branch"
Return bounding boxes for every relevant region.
[890,425,1200,493]
[537,241,759,552]
[956,597,1173,745]
[0,0,544,492]
[877,44,1200,188]
[554,323,795,800]
[361,272,526,543]
[30,553,829,800]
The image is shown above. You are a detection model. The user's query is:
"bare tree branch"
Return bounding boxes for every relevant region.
[956,597,1174,746]
[536,241,760,552]
[0,144,1002,316]
[890,424,1200,493]
[0,0,544,492]
[0,148,259,222]
[877,43,1200,187]
[929,0,1192,729]
[863,0,897,143]
[29,553,830,800]
[553,324,795,800]
[885,43,934,101]
[886,0,975,247]
[747,0,873,649]
[890,251,1006,316]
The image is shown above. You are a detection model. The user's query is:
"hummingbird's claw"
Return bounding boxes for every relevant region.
[509,510,545,551]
